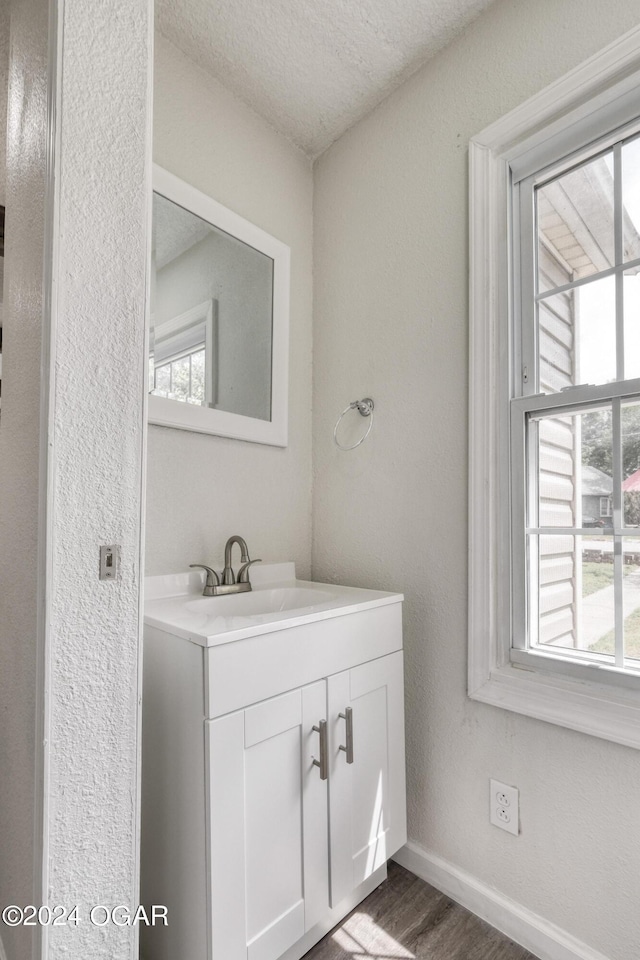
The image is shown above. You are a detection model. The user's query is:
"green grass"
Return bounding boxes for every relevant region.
[584,562,640,658]
[582,562,640,597]
[582,562,614,597]
[589,606,640,659]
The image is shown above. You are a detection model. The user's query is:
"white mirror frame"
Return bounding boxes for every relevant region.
[149,165,290,446]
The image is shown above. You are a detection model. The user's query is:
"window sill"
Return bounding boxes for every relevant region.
[469,659,640,750]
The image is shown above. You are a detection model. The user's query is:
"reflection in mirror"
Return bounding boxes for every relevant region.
[150,192,274,422]
[148,166,289,446]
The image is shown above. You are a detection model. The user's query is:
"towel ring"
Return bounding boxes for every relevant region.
[333,398,375,450]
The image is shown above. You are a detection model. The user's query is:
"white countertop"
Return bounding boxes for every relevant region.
[144,562,403,647]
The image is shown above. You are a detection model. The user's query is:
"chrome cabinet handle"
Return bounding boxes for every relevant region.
[338,707,354,764]
[312,720,328,780]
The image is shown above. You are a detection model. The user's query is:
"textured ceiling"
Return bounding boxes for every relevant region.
[156,0,497,157]
[153,193,210,268]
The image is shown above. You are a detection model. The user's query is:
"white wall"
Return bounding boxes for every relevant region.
[146,36,314,577]
[312,2,640,958]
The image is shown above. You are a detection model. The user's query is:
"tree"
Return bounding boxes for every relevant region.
[582,404,640,478]
[625,491,640,526]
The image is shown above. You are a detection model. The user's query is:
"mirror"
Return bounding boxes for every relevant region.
[149,165,290,445]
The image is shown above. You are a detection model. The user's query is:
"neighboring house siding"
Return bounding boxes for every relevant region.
[582,493,611,519]
[537,242,578,648]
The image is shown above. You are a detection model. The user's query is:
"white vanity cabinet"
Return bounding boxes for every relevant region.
[206,681,330,960]
[140,576,406,960]
[327,652,406,908]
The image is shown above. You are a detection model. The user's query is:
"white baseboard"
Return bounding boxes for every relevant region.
[393,842,610,960]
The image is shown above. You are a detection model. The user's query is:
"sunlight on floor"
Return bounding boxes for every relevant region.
[331,910,415,959]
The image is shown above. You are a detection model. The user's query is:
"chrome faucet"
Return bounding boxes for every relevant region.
[188,564,220,597]
[190,535,262,597]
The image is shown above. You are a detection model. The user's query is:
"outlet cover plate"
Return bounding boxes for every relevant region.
[490,778,519,836]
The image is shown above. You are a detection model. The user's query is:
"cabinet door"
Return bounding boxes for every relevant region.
[205,682,329,960]
[327,651,406,908]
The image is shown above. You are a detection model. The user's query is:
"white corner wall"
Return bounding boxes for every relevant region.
[1,0,151,958]
[312,2,640,958]
[44,0,150,952]
[146,35,313,577]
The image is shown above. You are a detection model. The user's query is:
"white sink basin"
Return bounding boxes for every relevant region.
[184,586,335,617]
[144,562,403,646]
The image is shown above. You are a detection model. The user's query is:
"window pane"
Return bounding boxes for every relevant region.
[537,151,614,295]
[170,356,190,401]
[532,406,612,528]
[587,541,640,662]
[537,277,616,392]
[191,349,205,404]
[621,399,640,526]
[537,289,577,392]
[531,534,614,652]
[623,539,640,663]
[623,268,640,379]
[155,362,171,395]
[575,276,617,385]
[580,536,616,654]
[622,134,640,254]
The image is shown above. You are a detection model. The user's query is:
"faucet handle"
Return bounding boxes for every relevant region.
[237,558,262,583]
[189,564,221,596]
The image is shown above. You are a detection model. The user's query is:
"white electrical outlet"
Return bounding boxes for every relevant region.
[490,779,519,836]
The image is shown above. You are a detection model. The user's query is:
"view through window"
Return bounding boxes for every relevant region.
[152,344,206,405]
[517,130,640,672]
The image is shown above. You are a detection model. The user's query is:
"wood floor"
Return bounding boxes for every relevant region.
[303,862,538,960]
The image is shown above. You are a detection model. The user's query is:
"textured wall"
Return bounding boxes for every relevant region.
[146,35,313,577]
[0,1,48,957]
[312,2,640,958]
[44,0,150,956]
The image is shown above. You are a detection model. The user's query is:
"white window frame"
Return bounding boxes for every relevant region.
[600,496,612,518]
[151,299,216,405]
[469,24,640,750]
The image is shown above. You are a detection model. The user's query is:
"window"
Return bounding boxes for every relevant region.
[600,497,612,519]
[513,127,640,675]
[469,26,640,748]
[153,344,206,405]
[149,299,216,407]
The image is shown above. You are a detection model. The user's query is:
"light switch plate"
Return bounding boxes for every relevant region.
[99,544,120,581]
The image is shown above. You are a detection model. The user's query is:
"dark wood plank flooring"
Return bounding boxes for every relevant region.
[303,862,538,960]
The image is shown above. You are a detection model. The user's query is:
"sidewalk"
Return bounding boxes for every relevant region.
[581,571,640,645]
